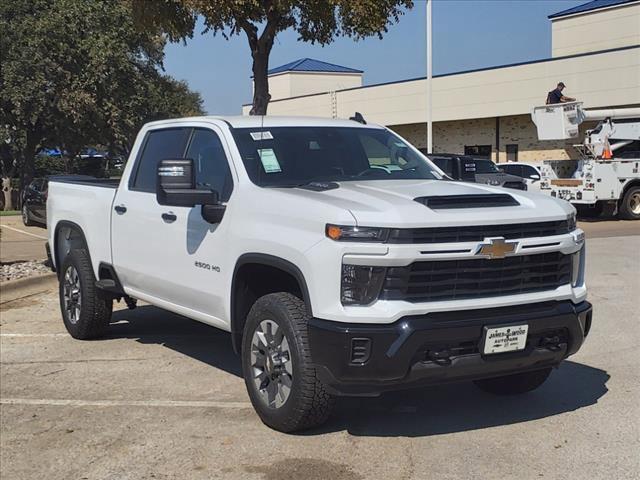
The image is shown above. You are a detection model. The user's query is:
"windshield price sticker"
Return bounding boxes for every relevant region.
[250,131,274,141]
[257,148,282,173]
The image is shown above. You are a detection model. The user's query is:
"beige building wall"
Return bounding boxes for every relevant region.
[392,115,599,164]
[259,47,640,125]
[551,2,640,57]
[265,72,362,101]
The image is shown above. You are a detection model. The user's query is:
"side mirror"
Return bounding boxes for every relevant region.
[156,159,218,207]
[530,174,540,180]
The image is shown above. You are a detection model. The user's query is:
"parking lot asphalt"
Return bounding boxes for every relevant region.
[0,215,48,263]
[1,231,639,479]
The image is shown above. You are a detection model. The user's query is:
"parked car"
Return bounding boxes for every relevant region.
[428,154,527,190]
[46,116,590,432]
[22,177,48,227]
[500,162,542,191]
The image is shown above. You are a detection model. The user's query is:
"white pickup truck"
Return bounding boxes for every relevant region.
[47,116,592,432]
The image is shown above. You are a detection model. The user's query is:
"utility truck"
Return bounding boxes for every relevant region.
[531,102,640,219]
[47,116,591,432]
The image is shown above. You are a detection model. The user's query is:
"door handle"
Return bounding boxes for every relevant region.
[161,212,177,223]
[114,205,127,214]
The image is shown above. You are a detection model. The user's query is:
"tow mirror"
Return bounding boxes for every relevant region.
[156,159,219,208]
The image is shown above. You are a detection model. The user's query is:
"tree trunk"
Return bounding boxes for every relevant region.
[1,177,13,211]
[250,49,271,116]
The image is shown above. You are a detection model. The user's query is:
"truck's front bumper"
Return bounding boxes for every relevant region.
[308,300,592,396]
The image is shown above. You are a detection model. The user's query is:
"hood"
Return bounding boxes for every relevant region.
[274,180,573,228]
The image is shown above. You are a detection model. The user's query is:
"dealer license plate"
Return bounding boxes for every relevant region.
[483,324,528,354]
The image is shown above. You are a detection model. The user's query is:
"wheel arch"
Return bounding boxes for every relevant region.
[52,220,92,278]
[620,178,640,198]
[230,253,312,354]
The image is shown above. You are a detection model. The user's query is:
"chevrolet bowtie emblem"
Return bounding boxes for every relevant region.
[476,237,518,259]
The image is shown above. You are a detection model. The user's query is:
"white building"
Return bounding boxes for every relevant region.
[243,0,640,163]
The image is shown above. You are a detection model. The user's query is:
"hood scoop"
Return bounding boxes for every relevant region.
[415,194,520,209]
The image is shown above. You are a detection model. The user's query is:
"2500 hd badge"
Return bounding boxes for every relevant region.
[194,261,220,272]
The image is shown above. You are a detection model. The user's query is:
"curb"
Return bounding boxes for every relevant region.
[0,272,57,303]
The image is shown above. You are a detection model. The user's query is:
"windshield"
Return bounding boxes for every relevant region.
[467,159,501,174]
[231,127,441,187]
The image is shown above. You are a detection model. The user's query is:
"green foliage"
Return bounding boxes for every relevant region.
[0,0,204,186]
[132,0,414,115]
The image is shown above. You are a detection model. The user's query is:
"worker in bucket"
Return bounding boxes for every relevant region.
[546,82,576,104]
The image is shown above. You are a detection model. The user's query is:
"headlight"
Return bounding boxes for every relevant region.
[326,224,389,242]
[567,212,577,232]
[571,247,584,287]
[341,265,386,305]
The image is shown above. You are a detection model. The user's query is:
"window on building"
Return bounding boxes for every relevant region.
[506,144,518,162]
[464,145,492,159]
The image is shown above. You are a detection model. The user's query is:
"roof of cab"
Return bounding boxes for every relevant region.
[144,115,382,130]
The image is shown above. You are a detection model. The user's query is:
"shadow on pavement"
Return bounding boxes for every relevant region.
[310,361,609,437]
[109,304,242,378]
[108,305,609,438]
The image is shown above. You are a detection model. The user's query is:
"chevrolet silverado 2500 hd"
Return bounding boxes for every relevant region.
[47,116,592,432]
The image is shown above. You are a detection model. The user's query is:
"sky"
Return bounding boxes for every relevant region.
[162,0,587,115]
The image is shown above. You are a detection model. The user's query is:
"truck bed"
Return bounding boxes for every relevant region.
[47,175,121,276]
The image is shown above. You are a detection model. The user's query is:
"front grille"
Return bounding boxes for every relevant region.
[380,252,571,303]
[387,220,572,244]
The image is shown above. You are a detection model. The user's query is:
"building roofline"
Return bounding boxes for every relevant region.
[267,57,364,76]
[548,0,638,19]
[243,44,640,107]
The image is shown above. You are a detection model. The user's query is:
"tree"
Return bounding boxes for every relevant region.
[132,0,414,115]
[0,0,204,209]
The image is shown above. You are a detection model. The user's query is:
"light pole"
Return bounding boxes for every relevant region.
[426,0,433,154]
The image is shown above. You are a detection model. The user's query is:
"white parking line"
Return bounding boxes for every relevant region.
[0,224,48,240]
[0,333,68,337]
[0,398,251,409]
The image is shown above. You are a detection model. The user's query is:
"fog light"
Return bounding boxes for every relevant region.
[350,338,371,364]
[341,265,386,305]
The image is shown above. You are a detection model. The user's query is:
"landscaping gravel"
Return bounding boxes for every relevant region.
[0,260,50,282]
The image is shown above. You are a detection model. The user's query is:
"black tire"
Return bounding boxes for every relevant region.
[22,204,33,226]
[241,292,335,432]
[473,367,552,395]
[619,186,640,220]
[59,248,112,339]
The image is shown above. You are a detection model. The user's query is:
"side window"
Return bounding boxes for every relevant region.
[185,129,234,202]
[503,164,522,177]
[132,128,191,192]
[432,158,453,176]
[522,165,540,179]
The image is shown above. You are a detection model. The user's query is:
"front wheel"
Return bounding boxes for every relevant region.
[473,368,552,395]
[619,186,640,220]
[241,292,335,432]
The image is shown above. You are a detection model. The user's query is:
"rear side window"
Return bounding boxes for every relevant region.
[131,128,191,192]
[185,129,234,201]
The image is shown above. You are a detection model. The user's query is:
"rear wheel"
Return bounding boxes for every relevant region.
[241,292,335,432]
[473,368,552,395]
[619,186,640,220]
[59,248,112,339]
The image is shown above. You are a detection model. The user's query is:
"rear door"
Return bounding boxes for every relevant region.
[111,126,191,302]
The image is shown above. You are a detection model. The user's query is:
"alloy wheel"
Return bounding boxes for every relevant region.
[250,319,293,408]
[63,266,82,324]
